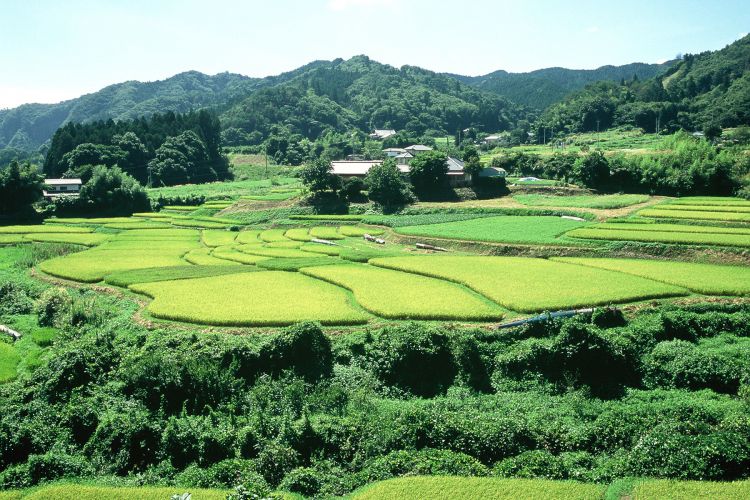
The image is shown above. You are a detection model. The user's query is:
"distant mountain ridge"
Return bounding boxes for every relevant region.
[451,62,676,110]
[0,57,681,154]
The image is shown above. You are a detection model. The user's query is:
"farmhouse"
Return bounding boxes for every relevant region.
[369,129,397,140]
[331,151,470,186]
[383,147,406,157]
[43,178,82,199]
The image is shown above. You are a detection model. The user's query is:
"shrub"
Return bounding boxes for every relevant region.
[367,323,457,397]
[175,459,266,489]
[279,466,323,497]
[365,159,414,209]
[360,449,489,482]
[0,280,34,315]
[256,441,300,486]
[260,322,333,382]
[35,287,72,327]
[0,452,94,489]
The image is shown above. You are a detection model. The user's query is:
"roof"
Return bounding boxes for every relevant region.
[405,144,433,151]
[330,161,382,176]
[478,167,507,177]
[370,129,397,139]
[446,156,465,174]
[394,152,414,159]
[382,148,406,153]
[484,135,503,141]
[45,178,82,185]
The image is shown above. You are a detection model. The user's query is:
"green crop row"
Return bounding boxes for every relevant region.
[301,264,505,321]
[211,246,269,264]
[259,228,289,242]
[513,194,649,209]
[668,196,750,207]
[552,257,750,296]
[289,214,365,221]
[309,226,345,240]
[0,225,92,234]
[369,256,687,313]
[200,229,238,247]
[393,216,590,246]
[656,204,750,213]
[284,228,312,241]
[23,233,111,247]
[592,222,750,235]
[566,227,750,247]
[639,208,750,222]
[104,265,253,287]
[131,272,369,326]
[184,248,241,266]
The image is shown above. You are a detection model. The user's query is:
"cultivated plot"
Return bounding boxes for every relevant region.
[370,256,688,313]
[553,257,750,296]
[131,271,369,326]
[301,264,505,321]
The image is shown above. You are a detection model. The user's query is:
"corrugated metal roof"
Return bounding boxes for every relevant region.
[331,160,410,175]
[446,156,465,173]
[45,178,82,185]
[405,144,433,151]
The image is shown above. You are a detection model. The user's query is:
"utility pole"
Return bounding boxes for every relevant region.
[264,144,269,179]
[543,127,546,145]
[596,119,601,148]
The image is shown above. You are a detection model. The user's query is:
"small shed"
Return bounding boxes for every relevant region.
[43,178,82,199]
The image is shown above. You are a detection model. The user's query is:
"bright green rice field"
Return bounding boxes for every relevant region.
[513,194,649,209]
[369,256,688,313]
[393,215,590,246]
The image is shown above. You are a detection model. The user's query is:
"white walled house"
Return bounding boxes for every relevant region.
[369,129,397,140]
[43,178,82,199]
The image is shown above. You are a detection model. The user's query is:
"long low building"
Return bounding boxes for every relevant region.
[331,158,470,186]
[43,178,82,199]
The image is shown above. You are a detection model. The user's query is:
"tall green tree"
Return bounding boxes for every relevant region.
[299,158,341,193]
[0,161,44,215]
[365,159,413,208]
[74,165,150,215]
[408,151,449,194]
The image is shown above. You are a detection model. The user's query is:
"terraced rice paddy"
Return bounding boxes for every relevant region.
[236,230,261,244]
[553,257,750,295]
[211,246,270,264]
[309,226,346,240]
[566,227,750,247]
[337,225,384,237]
[513,193,649,209]
[284,227,312,241]
[22,233,111,246]
[638,208,750,222]
[0,225,92,233]
[301,264,505,320]
[629,479,750,499]
[300,243,341,255]
[237,244,312,258]
[370,256,687,312]
[131,272,369,326]
[0,484,230,500]
[668,196,750,207]
[259,228,289,242]
[104,265,253,287]
[351,476,605,500]
[200,229,237,247]
[393,215,590,246]
[184,248,240,266]
[40,249,192,282]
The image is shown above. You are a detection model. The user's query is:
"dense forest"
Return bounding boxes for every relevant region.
[43,110,230,187]
[539,35,750,134]
[452,61,674,110]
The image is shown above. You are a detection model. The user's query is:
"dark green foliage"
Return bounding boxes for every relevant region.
[364,159,414,209]
[175,459,267,489]
[408,150,449,195]
[56,165,150,216]
[360,449,488,482]
[0,452,94,489]
[44,110,230,187]
[35,287,72,327]
[260,322,334,382]
[0,281,34,315]
[494,450,595,480]
[299,158,341,193]
[0,161,44,215]
[367,324,457,397]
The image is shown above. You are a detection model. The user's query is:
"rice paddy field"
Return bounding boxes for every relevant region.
[513,194,649,209]
[392,215,590,246]
[350,477,606,500]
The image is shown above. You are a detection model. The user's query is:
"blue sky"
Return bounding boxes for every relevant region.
[1,0,747,109]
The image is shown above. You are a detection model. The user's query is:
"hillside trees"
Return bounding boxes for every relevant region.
[44,110,230,187]
[71,166,150,215]
[0,161,44,215]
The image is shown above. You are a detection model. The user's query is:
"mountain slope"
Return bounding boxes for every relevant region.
[452,62,675,110]
[0,71,259,152]
[220,55,526,141]
[539,35,750,133]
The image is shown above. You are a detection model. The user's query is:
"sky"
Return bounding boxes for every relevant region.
[1,0,748,109]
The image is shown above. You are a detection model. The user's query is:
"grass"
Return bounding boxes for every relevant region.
[393,215,589,246]
[104,265,255,287]
[638,208,750,222]
[289,214,365,221]
[309,226,346,240]
[370,256,688,313]
[200,229,238,247]
[240,190,301,201]
[589,222,750,235]
[44,217,135,224]
[566,227,750,247]
[257,257,338,271]
[0,484,230,500]
[23,233,110,247]
[184,248,241,266]
[629,479,750,499]
[668,196,750,207]
[300,243,341,256]
[237,245,312,259]
[338,226,384,237]
[0,225,91,233]
[264,240,303,248]
[169,219,233,229]
[301,264,505,321]
[553,257,750,296]
[0,235,26,244]
[147,177,298,200]
[0,342,21,383]
[259,228,290,242]
[513,194,649,209]
[285,228,312,241]
[131,271,369,326]
[162,206,197,212]
[350,476,605,500]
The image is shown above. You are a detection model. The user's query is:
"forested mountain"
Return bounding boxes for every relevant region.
[452,62,675,110]
[539,35,750,134]
[220,55,526,143]
[0,72,258,153]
